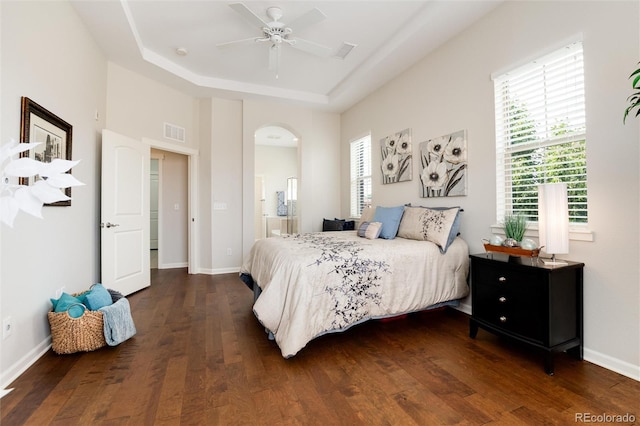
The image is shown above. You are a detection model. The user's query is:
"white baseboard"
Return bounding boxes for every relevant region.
[158,262,188,269]
[453,304,638,382]
[456,302,471,315]
[1,337,51,397]
[584,348,640,381]
[198,267,240,275]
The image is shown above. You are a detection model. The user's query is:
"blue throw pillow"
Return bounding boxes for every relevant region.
[373,205,405,239]
[85,283,113,310]
[66,304,86,318]
[51,293,85,318]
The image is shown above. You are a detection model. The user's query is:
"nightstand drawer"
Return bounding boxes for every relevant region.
[472,261,541,288]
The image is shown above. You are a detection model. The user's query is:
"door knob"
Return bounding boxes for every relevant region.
[101,222,120,228]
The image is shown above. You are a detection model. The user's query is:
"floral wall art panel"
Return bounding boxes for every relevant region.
[380,128,412,184]
[419,129,467,197]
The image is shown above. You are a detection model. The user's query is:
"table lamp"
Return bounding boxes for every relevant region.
[538,182,569,265]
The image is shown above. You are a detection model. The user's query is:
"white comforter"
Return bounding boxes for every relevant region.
[240,231,469,358]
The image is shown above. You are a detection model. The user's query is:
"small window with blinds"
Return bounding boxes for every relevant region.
[493,41,587,225]
[350,135,372,217]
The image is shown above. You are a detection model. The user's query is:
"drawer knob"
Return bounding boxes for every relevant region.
[498,296,507,303]
[499,316,507,323]
[498,276,507,282]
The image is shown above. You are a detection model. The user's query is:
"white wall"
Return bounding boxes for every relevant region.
[197,99,213,271]
[210,98,243,272]
[106,63,200,150]
[341,1,640,380]
[0,1,107,388]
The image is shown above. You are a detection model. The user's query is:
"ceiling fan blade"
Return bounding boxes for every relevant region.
[290,37,332,58]
[216,37,261,49]
[286,7,326,31]
[229,3,269,28]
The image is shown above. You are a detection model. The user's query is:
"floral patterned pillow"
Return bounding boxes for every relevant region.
[397,206,461,252]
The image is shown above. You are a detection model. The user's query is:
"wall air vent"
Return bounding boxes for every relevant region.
[164,122,186,143]
[334,42,357,60]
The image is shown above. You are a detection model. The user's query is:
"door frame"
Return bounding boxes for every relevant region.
[150,154,162,260]
[143,138,199,274]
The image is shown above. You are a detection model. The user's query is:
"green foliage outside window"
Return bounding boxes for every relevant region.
[506,101,588,224]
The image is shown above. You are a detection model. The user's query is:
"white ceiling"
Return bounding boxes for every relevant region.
[70,0,501,113]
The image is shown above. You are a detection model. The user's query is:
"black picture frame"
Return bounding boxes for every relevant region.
[19,97,73,206]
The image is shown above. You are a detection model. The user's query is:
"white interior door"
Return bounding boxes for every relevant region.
[101,129,150,295]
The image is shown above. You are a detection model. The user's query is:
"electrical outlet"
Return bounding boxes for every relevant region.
[226,248,232,256]
[3,317,13,340]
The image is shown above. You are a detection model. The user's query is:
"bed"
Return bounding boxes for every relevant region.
[239,205,470,358]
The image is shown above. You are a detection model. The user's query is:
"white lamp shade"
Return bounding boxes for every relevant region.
[538,183,569,255]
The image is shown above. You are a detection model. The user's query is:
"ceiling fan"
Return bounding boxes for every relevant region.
[217,3,333,77]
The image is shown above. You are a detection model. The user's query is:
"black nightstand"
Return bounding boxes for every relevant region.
[469,253,584,375]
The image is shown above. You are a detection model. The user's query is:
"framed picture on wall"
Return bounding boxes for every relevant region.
[380,128,412,184]
[20,96,74,206]
[419,129,467,197]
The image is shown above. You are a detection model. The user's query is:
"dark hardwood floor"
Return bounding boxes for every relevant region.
[1,268,638,425]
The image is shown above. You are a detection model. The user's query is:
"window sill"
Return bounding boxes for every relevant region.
[489,224,594,242]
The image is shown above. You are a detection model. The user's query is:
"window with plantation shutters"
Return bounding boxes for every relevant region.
[350,135,372,217]
[493,41,588,225]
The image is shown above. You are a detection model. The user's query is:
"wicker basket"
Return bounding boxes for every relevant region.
[48,303,107,354]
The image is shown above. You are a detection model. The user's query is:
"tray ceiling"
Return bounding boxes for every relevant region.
[71,0,501,112]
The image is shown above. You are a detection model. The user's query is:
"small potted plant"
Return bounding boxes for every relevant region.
[483,214,539,257]
[502,213,527,247]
